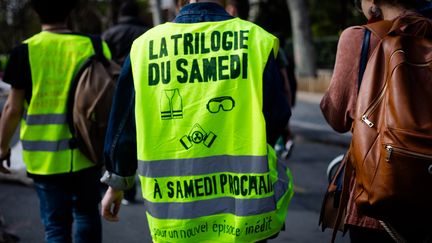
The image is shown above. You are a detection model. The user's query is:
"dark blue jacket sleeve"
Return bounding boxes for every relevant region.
[103,56,137,177]
[263,53,291,146]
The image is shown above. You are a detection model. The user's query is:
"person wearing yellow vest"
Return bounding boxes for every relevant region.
[0,0,110,242]
[101,0,294,242]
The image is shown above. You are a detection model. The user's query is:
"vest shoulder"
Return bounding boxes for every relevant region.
[133,18,277,43]
[25,32,91,43]
[235,19,276,37]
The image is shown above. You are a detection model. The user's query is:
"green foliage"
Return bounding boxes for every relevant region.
[307,0,366,68]
[254,0,365,68]
[0,54,9,72]
[309,0,365,36]
[0,0,151,54]
[313,36,339,69]
[0,0,406,69]
[0,1,39,54]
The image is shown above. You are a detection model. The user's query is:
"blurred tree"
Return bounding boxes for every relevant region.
[286,0,316,77]
[309,0,364,36]
[0,0,364,70]
[110,0,122,25]
[248,0,259,21]
[149,0,162,25]
[0,0,154,54]
[70,0,106,34]
[254,0,364,70]
[0,0,38,54]
[255,0,290,40]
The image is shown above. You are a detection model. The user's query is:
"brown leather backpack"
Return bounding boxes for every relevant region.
[67,36,121,164]
[350,15,432,228]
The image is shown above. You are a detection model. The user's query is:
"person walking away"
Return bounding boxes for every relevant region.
[0,0,111,242]
[275,45,296,160]
[225,0,295,160]
[320,0,432,242]
[100,0,294,242]
[102,0,149,66]
[102,0,149,205]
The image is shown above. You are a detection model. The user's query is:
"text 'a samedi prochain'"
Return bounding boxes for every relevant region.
[153,173,273,199]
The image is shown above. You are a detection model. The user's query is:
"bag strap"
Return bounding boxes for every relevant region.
[357,28,371,93]
[66,35,107,148]
[329,29,371,242]
[330,150,354,243]
[89,35,110,66]
[365,20,393,39]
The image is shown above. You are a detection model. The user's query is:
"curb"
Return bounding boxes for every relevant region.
[296,91,324,104]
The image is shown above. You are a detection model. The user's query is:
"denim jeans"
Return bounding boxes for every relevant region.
[33,167,102,243]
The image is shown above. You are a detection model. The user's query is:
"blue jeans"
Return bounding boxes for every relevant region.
[33,167,102,243]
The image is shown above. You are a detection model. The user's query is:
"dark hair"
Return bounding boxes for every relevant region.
[119,1,140,17]
[227,0,250,20]
[418,1,432,18]
[31,0,78,24]
[379,0,422,8]
[355,0,432,17]
[354,0,426,10]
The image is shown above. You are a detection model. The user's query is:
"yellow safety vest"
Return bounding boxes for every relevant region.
[131,18,294,243]
[21,31,111,175]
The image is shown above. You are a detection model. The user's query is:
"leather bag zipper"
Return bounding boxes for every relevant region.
[361,81,388,128]
[361,50,406,128]
[385,145,432,162]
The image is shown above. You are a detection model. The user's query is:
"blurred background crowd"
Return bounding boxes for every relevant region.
[0,0,366,85]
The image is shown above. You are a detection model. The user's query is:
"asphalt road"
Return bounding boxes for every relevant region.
[0,92,352,243]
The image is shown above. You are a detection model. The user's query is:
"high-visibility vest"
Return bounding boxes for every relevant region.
[21,31,111,175]
[131,18,294,243]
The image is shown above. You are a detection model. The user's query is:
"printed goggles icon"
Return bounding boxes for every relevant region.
[206,96,235,113]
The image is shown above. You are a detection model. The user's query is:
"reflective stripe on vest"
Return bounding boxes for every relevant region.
[137,155,269,177]
[131,18,293,243]
[21,139,71,151]
[140,156,289,219]
[22,112,67,125]
[145,197,276,219]
[21,32,110,175]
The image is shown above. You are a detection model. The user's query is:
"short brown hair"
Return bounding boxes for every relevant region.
[354,0,419,10]
[226,0,249,19]
[31,0,78,24]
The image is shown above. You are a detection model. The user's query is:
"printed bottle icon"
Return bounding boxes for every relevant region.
[160,89,183,120]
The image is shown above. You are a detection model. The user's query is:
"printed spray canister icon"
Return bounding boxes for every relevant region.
[160,89,183,120]
[180,123,217,150]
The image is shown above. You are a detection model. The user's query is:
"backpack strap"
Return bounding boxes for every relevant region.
[331,151,354,242]
[329,28,371,243]
[365,20,393,39]
[67,35,107,148]
[89,35,110,67]
[358,28,371,93]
